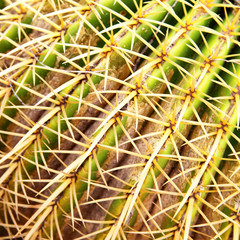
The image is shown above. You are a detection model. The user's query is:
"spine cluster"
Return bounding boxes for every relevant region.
[0,0,240,239]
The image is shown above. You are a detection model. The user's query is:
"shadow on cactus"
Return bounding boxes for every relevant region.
[0,0,240,239]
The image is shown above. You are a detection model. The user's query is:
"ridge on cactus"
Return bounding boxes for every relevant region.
[0,0,240,239]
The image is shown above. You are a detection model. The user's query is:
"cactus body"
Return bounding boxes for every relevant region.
[0,0,240,239]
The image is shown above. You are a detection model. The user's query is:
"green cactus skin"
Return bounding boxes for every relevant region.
[95,11,240,240]
[0,0,146,133]
[0,8,34,53]
[1,0,240,240]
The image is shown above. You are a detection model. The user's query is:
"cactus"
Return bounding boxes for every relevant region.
[0,0,240,239]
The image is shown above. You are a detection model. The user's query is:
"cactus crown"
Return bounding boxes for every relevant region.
[0,0,240,239]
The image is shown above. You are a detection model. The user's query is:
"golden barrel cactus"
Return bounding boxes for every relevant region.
[0,0,240,239]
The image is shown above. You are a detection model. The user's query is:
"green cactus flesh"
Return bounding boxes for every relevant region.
[0,0,240,239]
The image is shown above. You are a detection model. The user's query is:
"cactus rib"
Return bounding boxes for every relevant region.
[1,0,240,239]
